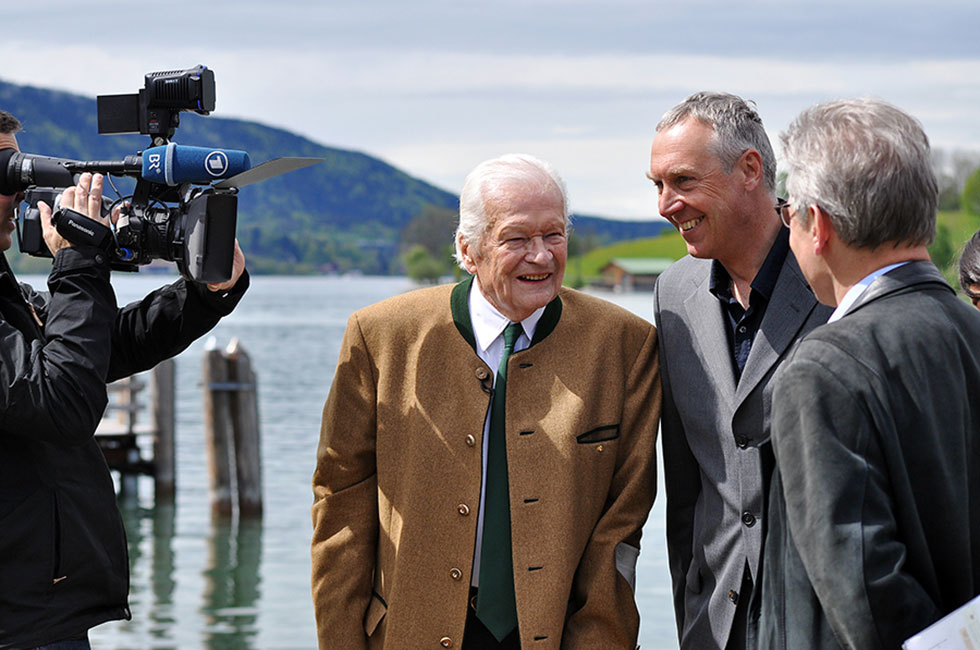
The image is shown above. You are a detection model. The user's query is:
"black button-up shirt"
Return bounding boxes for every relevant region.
[708,228,790,381]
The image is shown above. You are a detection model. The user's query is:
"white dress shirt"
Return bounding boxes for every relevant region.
[829,262,908,323]
[468,278,545,587]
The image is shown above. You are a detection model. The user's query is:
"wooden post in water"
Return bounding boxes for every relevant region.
[201,338,263,517]
[117,376,141,498]
[203,338,235,516]
[226,338,263,517]
[152,359,176,502]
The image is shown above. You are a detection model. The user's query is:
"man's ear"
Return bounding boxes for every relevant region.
[736,148,764,192]
[811,205,835,257]
[458,234,478,274]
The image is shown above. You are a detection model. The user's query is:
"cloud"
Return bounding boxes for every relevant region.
[383,135,672,220]
[4,1,980,220]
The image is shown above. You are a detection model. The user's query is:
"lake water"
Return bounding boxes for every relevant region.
[23,273,678,650]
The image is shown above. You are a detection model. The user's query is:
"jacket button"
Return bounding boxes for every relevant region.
[457,503,470,516]
[440,637,453,648]
[475,367,489,380]
[465,434,476,447]
[741,512,756,527]
[449,568,462,581]
[729,589,739,605]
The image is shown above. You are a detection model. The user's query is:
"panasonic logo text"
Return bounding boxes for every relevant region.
[68,221,96,237]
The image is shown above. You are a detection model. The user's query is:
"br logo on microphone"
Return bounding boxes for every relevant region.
[205,150,230,177]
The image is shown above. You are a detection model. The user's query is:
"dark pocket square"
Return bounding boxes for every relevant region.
[576,425,620,444]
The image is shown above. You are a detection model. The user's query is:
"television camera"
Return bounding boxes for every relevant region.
[0,65,321,283]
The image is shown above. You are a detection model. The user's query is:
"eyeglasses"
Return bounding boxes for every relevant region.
[774,199,794,228]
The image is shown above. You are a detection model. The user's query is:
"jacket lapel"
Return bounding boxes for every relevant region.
[735,254,819,405]
[451,276,478,350]
[684,272,737,410]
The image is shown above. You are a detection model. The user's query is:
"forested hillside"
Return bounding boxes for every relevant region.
[0,79,668,275]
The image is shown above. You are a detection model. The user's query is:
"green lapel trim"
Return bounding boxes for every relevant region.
[531,293,562,346]
[450,275,562,352]
[451,276,478,351]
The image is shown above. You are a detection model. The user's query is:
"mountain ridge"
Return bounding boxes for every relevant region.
[0,78,669,274]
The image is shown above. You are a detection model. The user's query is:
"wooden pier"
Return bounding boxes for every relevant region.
[97,359,176,500]
[96,340,262,516]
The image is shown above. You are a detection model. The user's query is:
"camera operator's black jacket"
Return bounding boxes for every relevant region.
[0,246,248,649]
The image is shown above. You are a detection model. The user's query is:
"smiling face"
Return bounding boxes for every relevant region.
[459,180,567,322]
[0,132,22,252]
[648,118,754,266]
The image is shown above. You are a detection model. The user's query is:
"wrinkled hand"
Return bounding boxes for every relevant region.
[207,239,246,292]
[38,173,116,256]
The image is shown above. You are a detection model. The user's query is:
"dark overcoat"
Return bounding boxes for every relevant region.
[759,262,980,649]
[0,249,247,649]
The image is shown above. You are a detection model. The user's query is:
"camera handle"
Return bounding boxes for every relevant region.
[52,207,115,253]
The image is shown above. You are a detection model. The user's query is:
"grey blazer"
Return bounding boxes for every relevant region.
[757,261,980,650]
[652,251,831,649]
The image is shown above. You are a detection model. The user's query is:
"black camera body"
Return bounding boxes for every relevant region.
[18,187,112,258]
[17,188,63,258]
[110,186,237,281]
[18,185,236,284]
[4,65,238,283]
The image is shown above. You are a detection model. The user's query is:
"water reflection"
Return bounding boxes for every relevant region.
[115,498,264,649]
[111,499,178,647]
[202,514,263,649]
[148,504,176,642]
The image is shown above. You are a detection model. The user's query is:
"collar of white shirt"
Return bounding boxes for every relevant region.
[468,278,544,363]
[828,261,909,323]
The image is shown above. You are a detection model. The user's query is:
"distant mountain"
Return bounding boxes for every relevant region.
[0,79,669,274]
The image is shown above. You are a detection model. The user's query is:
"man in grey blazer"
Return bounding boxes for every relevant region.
[648,92,831,650]
[757,99,980,649]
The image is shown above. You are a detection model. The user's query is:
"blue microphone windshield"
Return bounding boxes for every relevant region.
[141,143,251,186]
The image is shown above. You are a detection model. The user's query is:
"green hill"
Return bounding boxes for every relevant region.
[566,229,685,286]
[0,78,668,275]
[577,230,686,277]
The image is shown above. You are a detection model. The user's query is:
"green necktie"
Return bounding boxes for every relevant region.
[476,321,522,640]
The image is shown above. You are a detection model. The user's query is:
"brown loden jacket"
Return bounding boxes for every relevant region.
[312,277,661,650]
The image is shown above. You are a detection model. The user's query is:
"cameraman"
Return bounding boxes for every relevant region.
[0,110,248,650]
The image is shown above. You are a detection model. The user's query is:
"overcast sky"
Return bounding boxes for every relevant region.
[4,0,980,220]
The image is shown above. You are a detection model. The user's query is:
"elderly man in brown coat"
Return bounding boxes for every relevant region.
[311,153,661,650]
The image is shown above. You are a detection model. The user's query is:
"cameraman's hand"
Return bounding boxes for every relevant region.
[38,173,115,256]
[207,239,246,293]
[38,201,69,255]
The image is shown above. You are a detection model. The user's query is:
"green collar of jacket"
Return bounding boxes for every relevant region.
[451,275,562,353]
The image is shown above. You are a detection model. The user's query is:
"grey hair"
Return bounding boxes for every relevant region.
[960,229,980,296]
[453,153,571,269]
[781,98,937,249]
[0,110,22,135]
[657,91,777,194]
